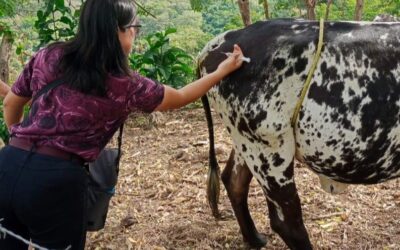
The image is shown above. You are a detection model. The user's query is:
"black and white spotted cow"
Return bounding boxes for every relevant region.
[198,19,400,249]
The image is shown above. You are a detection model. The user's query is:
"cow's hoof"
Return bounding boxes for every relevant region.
[244,233,267,249]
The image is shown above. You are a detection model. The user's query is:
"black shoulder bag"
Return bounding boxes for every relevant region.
[29,79,124,232]
[86,124,123,231]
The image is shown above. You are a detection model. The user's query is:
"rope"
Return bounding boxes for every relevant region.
[0,218,71,250]
[291,18,325,127]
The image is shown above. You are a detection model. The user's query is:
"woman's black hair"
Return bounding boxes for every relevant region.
[50,0,136,96]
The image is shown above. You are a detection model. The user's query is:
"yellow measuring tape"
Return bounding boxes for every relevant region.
[291,18,325,127]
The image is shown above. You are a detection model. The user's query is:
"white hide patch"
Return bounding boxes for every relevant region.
[318,174,349,194]
[380,33,389,40]
[267,197,285,221]
[197,31,229,66]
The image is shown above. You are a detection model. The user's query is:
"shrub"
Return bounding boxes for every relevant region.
[129,28,195,89]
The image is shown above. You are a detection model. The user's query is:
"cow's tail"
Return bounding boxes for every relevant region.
[201,95,220,219]
[197,57,220,218]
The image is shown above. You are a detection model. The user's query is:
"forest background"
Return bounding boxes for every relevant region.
[0,0,399,142]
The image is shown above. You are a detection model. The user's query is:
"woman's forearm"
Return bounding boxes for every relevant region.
[3,92,30,128]
[173,70,226,108]
[4,103,25,128]
[155,69,228,111]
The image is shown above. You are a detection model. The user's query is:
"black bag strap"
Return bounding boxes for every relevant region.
[115,124,124,173]
[31,78,65,104]
[12,78,65,138]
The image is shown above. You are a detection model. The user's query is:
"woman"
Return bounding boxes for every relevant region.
[0,0,244,249]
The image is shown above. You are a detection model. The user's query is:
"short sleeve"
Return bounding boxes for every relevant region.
[11,53,37,97]
[126,73,165,113]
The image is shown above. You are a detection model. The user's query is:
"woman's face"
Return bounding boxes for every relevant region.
[118,17,140,55]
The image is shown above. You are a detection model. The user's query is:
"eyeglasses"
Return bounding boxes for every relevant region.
[124,24,142,34]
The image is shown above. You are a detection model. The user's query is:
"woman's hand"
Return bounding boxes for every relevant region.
[155,44,245,111]
[216,44,244,76]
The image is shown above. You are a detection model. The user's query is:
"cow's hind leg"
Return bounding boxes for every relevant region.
[221,149,267,248]
[262,160,311,250]
[239,134,312,250]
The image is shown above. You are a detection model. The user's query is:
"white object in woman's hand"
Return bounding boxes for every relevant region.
[217,44,245,75]
[222,52,251,63]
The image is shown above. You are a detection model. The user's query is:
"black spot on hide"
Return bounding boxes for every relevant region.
[295,57,308,74]
[273,58,286,71]
[308,81,344,109]
[238,118,252,136]
[285,67,294,77]
[290,43,307,58]
[248,110,267,131]
[272,153,285,167]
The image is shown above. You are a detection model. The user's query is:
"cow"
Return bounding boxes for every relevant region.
[198,18,400,249]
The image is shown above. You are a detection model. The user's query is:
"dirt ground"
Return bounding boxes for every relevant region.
[86,107,400,250]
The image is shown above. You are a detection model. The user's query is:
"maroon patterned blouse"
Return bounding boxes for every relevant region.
[10,47,164,161]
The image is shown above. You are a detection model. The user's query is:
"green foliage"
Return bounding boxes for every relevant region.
[269,0,306,18]
[198,0,266,35]
[0,21,13,40]
[34,0,81,49]
[129,28,194,89]
[138,1,210,54]
[189,0,213,12]
[0,0,16,17]
[0,0,19,44]
[363,0,400,20]
[201,1,239,35]
[266,0,400,21]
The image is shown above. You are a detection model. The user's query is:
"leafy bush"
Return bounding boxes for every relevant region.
[129,28,194,89]
[34,0,80,49]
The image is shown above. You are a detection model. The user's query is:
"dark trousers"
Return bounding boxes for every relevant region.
[0,145,88,250]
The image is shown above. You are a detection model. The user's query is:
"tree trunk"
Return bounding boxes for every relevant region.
[0,33,13,83]
[303,0,316,20]
[354,0,364,21]
[325,0,333,20]
[237,0,252,27]
[262,0,269,20]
